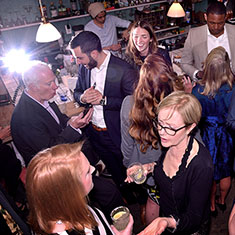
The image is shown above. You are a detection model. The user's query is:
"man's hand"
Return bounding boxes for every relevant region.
[111,214,134,235]
[0,125,11,140]
[122,29,130,41]
[68,108,93,129]
[138,217,169,235]
[81,87,103,105]
[110,43,121,51]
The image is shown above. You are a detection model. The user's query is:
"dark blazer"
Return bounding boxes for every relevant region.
[74,54,137,148]
[11,92,82,166]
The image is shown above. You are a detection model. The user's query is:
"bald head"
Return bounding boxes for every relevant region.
[23,61,58,103]
[23,61,51,89]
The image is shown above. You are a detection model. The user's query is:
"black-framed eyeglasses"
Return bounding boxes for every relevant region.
[152,118,192,136]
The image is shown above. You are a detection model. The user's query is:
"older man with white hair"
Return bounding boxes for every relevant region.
[11,61,92,166]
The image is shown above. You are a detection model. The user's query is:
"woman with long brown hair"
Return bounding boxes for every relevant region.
[121,54,189,224]
[192,46,235,216]
[139,91,213,235]
[125,20,171,71]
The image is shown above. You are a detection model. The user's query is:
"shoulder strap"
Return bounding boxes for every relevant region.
[179,135,194,171]
[92,207,113,235]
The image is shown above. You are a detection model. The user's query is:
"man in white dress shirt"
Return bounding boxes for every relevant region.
[71,31,137,191]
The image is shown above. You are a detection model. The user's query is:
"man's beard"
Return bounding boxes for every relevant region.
[87,54,97,70]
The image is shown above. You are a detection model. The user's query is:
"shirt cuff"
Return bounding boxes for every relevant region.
[69,124,82,135]
[167,215,180,233]
[193,70,199,82]
[80,94,86,104]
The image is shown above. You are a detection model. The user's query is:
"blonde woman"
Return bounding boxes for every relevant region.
[192,46,235,215]
[139,91,213,235]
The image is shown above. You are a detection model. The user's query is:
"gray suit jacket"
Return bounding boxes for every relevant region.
[180,24,235,79]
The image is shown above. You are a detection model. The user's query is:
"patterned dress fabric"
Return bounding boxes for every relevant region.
[192,84,235,180]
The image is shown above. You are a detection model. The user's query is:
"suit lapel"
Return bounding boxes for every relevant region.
[103,55,114,96]
[226,24,235,71]
[23,93,62,131]
[86,67,91,88]
[200,25,208,60]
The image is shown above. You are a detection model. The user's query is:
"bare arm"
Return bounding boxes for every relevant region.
[229,202,235,235]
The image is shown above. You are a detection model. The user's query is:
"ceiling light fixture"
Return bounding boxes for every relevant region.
[167,0,186,18]
[36,0,61,43]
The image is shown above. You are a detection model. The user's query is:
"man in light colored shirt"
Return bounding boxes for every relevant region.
[180,1,235,81]
[85,2,131,54]
[70,31,137,189]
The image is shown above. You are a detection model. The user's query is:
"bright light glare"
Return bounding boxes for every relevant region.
[3,49,31,73]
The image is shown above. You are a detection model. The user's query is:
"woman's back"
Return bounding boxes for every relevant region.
[192,83,235,119]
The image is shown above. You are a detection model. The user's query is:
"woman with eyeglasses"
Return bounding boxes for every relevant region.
[125,20,172,72]
[26,142,133,235]
[192,46,235,216]
[139,91,213,235]
[121,54,192,225]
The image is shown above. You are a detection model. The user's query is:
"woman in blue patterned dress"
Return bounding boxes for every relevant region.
[192,46,235,214]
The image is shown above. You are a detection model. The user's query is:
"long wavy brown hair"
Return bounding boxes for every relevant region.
[199,46,234,97]
[129,54,177,152]
[125,20,158,66]
[26,142,98,234]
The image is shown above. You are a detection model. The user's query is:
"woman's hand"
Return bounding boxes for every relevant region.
[142,162,156,175]
[125,167,135,183]
[183,76,194,94]
[125,162,155,183]
[111,214,134,235]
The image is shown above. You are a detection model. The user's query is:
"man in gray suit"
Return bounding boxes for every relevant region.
[181,1,235,81]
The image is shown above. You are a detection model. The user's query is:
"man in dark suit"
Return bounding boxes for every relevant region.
[10,61,125,218]
[11,61,92,166]
[70,31,137,188]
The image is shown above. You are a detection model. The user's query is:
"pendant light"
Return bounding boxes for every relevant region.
[36,0,61,43]
[167,0,186,18]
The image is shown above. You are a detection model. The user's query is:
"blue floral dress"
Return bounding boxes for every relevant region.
[192,84,235,181]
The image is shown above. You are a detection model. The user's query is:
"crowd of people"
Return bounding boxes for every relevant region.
[0,0,235,234]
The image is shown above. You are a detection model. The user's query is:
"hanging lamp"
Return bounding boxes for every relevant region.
[36,0,61,43]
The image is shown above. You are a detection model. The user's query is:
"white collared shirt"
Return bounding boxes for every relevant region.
[90,51,111,128]
[207,25,231,59]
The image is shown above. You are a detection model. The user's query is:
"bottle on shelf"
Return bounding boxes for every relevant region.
[58,0,67,17]
[50,2,58,18]
[39,2,48,19]
[78,0,88,15]
[70,0,78,15]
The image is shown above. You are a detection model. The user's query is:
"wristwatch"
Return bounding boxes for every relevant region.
[100,96,106,106]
